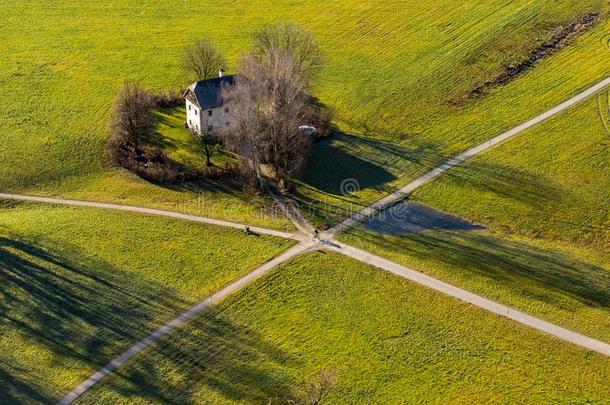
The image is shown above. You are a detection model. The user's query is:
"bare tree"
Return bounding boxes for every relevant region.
[252,49,314,188]
[221,76,267,190]
[182,38,227,81]
[221,23,327,191]
[288,369,337,405]
[190,128,220,166]
[223,49,314,190]
[253,22,324,78]
[110,82,154,151]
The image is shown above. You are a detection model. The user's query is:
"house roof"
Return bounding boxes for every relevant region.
[186,75,240,110]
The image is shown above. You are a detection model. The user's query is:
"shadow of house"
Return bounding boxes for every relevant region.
[364,202,485,236]
[0,234,188,402]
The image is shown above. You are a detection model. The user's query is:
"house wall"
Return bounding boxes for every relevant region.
[200,106,234,132]
[185,99,201,132]
[185,101,235,134]
[186,100,234,133]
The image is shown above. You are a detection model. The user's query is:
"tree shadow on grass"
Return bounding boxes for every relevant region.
[298,131,445,197]
[345,227,610,308]
[0,233,188,402]
[149,109,192,152]
[0,360,50,404]
[298,134,396,196]
[437,159,567,209]
[98,310,294,403]
[0,231,293,403]
[293,131,446,227]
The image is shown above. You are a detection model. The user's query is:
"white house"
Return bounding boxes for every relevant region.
[183,69,238,135]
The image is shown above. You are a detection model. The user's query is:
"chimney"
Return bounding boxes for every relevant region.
[218,68,225,78]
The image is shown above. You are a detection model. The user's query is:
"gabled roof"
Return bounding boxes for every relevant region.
[185,75,240,110]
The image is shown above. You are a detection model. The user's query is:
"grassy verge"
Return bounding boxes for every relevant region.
[338,225,610,343]
[79,252,609,404]
[32,173,294,231]
[0,202,293,403]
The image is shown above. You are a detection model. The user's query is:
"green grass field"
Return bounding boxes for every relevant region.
[2,1,609,228]
[3,1,610,402]
[334,84,610,344]
[0,202,292,403]
[293,2,610,227]
[339,225,610,343]
[410,95,610,250]
[78,252,610,404]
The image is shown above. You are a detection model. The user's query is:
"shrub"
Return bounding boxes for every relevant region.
[107,83,239,184]
[309,103,334,139]
[107,83,189,183]
[150,90,184,108]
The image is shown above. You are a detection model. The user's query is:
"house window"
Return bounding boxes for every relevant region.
[194,109,198,116]
[188,104,191,111]
[207,110,213,116]
[188,119,192,126]
[224,107,229,113]
[207,126,213,132]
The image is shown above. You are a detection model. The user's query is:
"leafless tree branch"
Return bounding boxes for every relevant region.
[182,38,227,81]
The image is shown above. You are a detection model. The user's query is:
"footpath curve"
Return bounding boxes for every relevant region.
[0,193,304,241]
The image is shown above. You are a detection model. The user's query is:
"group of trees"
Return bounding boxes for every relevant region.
[183,23,332,192]
[108,23,331,191]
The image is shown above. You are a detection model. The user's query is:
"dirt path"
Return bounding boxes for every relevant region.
[57,242,314,405]
[266,187,315,235]
[321,240,610,357]
[324,76,610,238]
[0,193,304,241]
[10,76,607,403]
